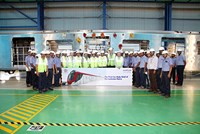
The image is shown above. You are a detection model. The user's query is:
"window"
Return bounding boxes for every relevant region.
[12,37,35,66]
[197,41,200,55]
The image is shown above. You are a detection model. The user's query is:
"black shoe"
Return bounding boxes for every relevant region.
[49,88,54,91]
[148,90,153,92]
[165,95,170,98]
[39,90,43,94]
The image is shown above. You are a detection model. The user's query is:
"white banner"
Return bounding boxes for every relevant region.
[62,68,132,86]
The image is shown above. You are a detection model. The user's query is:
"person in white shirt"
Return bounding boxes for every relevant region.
[115,51,124,68]
[147,48,158,93]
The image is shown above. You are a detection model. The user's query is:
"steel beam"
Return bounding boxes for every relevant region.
[9,5,37,24]
[37,1,44,31]
[164,2,172,31]
[103,0,107,30]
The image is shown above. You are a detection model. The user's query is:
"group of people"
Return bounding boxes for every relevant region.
[25,47,186,97]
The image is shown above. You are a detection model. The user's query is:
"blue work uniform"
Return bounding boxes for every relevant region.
[161,57,173,96]
[133,56,141,87]
[25,55,32,86]
[47,57,55,89]
[54,57,61,87]
[30,56,38,89]
[130,56,135,85]
[170,57,176,84]
[176,55,186,86]
[156,55,164,90]
[123,56,130,68]
[139,55,147,88]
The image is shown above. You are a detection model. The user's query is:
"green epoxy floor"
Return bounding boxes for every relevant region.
[0,80,200,134]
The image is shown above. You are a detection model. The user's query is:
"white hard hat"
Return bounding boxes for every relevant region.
[62,50,67,54]
[146,50,150,54]
[150,48,155,52]
[101,51,104,53]
[31,50,36,53]
[125,51,129,54]
[70,51,74,53]
[159,47,164,51]
[177,49,182,52]
[92,51,96,54]
[56,51,60,55]
[139,49,144,53]
[109,48,113,51]
[97,52,100,55]
[156,51,159,54]
[45,50,50,54]
[129,51,133,54]
[40,51,46,54]
[50,51,54,54]
[28,50,32,52]
[162,50,168,55]
[171,52,176,55]
[36,54,41,57]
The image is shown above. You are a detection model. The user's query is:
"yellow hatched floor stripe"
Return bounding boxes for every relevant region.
[0,94,58,134]
[21,102,42,109]
[14,107,35,114]
[1,121,200,127]
[25,101,46,107]
[0,119,18,129]
[6,112,28,120]
[17,105,39,111]
[11,109,31,117]
[0,125,12,133]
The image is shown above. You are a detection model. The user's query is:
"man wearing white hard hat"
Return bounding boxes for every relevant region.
[160,50,173,98]
[61,51,68,68]
[175,49,186,86]
[54,51,61,87]
[30,50,38,90]
[25,50,32,87]
[123,51,129,68]
[74,51,82,68]
[107,48,115,68]
[68,51,74,68]
[170,52,176,84]
[98,51,107,67]
[90,51,98,68]
[147,48,158,93]
[157,47,165,92]
[47,51,55,90]
[115,51,123,69]
[36,51,48,93]
[139,49,148,89]
[82,52,90,68]
[132,51,140,87]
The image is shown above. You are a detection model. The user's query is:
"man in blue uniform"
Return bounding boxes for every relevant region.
[170,52,176,84]
[54,51,61,87]
[139,49,148,89]
[25,50,32,87]
[30,50,38,90]
[47,51,55,90]
[160,51,173,98]
[176,49,186,86]
[157,47,164,92]
[123,51,130,68]
[133,52,140,87]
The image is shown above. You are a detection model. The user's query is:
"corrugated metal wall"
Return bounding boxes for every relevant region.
[0,2,199,31]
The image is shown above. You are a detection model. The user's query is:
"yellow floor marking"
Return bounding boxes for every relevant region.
[33,96,54,101]
[21,102,41,109]
[0,118,18,129]
[18,105,38,111]
[11,95,58,134]
[11,109,31,117]
[28,98,48,103]
[0,125,12,133]
[14,107,35,114]
[6,111,28,120]
[25,101,46,107]
[1,114,21,123]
